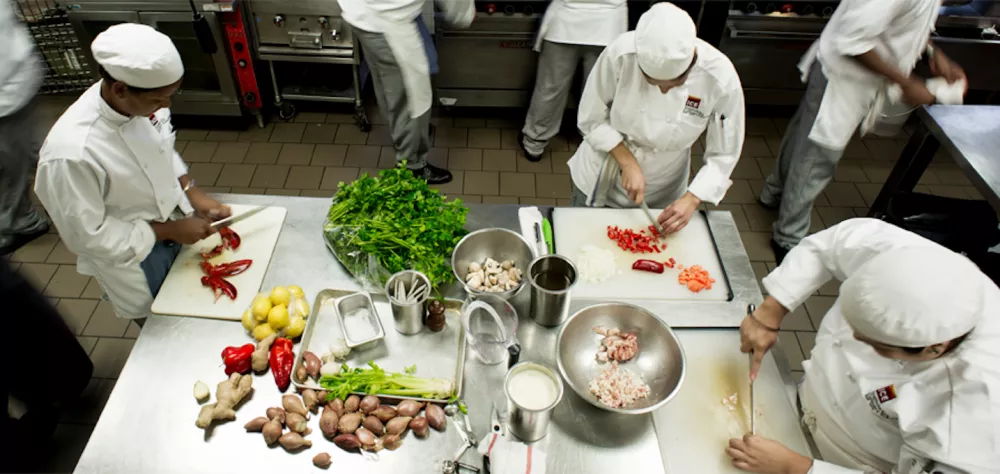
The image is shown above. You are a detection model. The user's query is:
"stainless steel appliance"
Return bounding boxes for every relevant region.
[65,0,244,116]
[246,0,369,128]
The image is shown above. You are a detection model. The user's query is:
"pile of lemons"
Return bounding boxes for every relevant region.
[242,285,310,341]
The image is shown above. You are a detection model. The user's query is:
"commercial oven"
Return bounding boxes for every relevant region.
[65,0,243,117]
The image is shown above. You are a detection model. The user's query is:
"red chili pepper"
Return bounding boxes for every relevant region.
[631,259,665,274]
[201,259,253,278]
[200,244,224,259]
[221,343,255,375]
[201,275,237,301]
[219,227,241,250]
[269,337,294,392]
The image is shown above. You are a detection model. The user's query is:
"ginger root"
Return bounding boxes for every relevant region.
[252,333,277,373]
[196,373,253,429]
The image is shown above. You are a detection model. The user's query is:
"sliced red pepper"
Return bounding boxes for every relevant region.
[201,275,237,301]
[219,227,241,250]
[201,259,253,278]
[631,259,665,274]
[200,244,224,259]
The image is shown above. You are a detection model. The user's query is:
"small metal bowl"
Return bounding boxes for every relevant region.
[556,303,686,415]
[451,228,534,300]
[336,293,385,351]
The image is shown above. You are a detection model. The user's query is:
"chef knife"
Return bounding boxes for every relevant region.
[748,303,757,435]
[210,205,267,230]
[639,202,666,238]
[542,217,554,253]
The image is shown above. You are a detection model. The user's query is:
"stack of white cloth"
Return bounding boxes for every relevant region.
[887,77,967,106]
[478,432,547,474]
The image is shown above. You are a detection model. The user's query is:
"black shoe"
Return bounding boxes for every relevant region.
[517,131,543,162]
[770,239,791,265]
[0,223,50,255]
[411,164,453,185]
[758,195,779,211]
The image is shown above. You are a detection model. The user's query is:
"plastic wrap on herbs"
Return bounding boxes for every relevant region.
[323,166,469,293]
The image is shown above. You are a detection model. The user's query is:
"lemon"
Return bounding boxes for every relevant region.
[285,315,306,339]
[287,285,305,299]
[252,323,275,341]
[252,297,273,322]
[270,286,291,307]
[294,298,310,318]
[268,304,290,330]
[242,308,255,332]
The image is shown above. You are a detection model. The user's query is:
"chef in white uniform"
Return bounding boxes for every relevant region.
[728,218,1000,474]
[34,24,231,323]
[759,0,966,263]
[338,0,474,185]
[569,2,745,234]
[518,0,628,162]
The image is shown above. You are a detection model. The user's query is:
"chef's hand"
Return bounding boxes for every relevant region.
[621,162,646,205]
[929,49,967,86]
[900,78,936,106]
[657,192,700,235]
[188,190,232,222]
[740,296,787,381]
[726,435,813,474]
[153,217,214,245]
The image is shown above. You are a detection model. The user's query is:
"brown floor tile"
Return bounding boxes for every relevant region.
[325,113,356,124]
[805,295,836,329]
[428,148,448,168]
[430,171,465,195]
[81,300,128,337]
[454,118,486,128]
[500,172,535,197]
[754,157,776,177]
[311,144,348,166]
[449,148,483,171]
[174,140,188,154]
[244,142,282,164]
[863,139,907,161]
[746,117,779,136]
[378,147,398,168]
[483,195,519,205]
[861,163,892,183]
[925,185,968,198]
[278,143,315,165]
[551,151,572,174]
[549,135,572,153]
[521,197,557,205]
[771,117,791,135]
[187,163,223,186]
[750,261,769,294]
[176,129,208,141]
[45,240,77,265]
[742,204,776,232]
[783,303,814,331]
[557,198,572,206]
[796,331,817,358]
[841,138,872,160]
[270,123,306,143]
[435,127,468,148]
[535,173,572,199]
[516,152,552,173]
[182,141,218,163]
[266,189,301,196]
[44,265,89,298]
[366,125,394,146]
[216,164,256,188]
[464,171,499,195]
[57,298,98,335]
[732,157,764,180]
[723,180,756,204]
[468,128,500,149]
[211,142,250,163]
[285,165,324,190]
[238,123,274,142]
[359,168,382,178]
[487,117,521,129]
[816,207,856,227]
[202,186,232,194]
[917,169,940,185]
[345,145,381,167]
[500,129,520,150]
[320,167,361,190]
[764,136,784,157]
[300,189,336,198]
[81,277,103,299]
[482,149,517,172]
[294,112,328,123]
[449,194,482,204]
[742,136,772,157]
[854,182,882,207]
[809,208,825,233]
[740,231,775,262]
[934,169,972,186]
[777,331,805,371]
[9,233,58,262]
[90,337,136,378]
[823,183,866,207]
[301,123,337,144]
[124,321,141,338]
[833,164,868,182]
[250,165,290,188]
[206,130,239,142]
[335,125,370,145]
[230,187,267,194]
[76,336,99,355]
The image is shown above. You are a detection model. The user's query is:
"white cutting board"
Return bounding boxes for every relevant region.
[654,330,811,474]
[552,208,730,301]
[151,204,287,320]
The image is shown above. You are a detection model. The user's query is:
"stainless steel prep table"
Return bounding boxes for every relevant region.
[73,195,808,474]
[868,105,1000,215]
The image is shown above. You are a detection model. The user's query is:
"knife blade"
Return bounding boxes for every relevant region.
[748,303,757,435]
[210,206,267,230]
[639,202,666,238]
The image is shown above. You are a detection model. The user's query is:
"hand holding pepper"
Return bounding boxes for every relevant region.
[222,343,255,375]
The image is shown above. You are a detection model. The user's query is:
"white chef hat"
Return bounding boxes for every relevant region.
[840,247,983,347]
[634,2,697,81]
[91,23,184,89]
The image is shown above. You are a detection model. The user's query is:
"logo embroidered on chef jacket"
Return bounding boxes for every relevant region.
[686,96,701,109]
[684,96,706,118]
[864,385,898,421]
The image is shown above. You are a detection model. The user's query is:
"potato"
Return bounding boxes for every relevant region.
[313,452,332,469]
[396,400,422,417]
[355,427,376,448]
[362,415,384,435]
[385,416,412,436]
[409,416,429,438]
[320,406,339,439]
[344,395,361,413]
[425,404,446,431]
[360,395,380,414]
[244,416,270,432]
[337,412,362,434]
[333,433,361,451]
[372,405,397,423]
[383,434,402,451]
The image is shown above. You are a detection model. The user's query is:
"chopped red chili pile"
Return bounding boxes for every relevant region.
[606,225,664,254]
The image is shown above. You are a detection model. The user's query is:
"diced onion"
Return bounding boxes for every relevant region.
[577,245,618,283]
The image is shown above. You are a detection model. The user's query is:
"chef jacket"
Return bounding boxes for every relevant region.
[802,0,941,150]
[763,218,1000,474]
[0,0,43,117]
[535,0,628,51]
[338,0,474,119]
[34,82,193,319]
[569,34,745,209]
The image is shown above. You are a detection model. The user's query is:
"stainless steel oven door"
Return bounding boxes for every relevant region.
[68,10,139,77]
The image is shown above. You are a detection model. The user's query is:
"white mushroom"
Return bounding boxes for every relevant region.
[497,272,510,285]
[507,267,523,282]
[501,260,514,270]
[504,280,518,291]
[488,275,499,286]
[467,272,484,290]
[468,262,482,273]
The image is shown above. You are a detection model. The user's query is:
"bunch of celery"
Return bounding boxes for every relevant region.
[318,361,455,401]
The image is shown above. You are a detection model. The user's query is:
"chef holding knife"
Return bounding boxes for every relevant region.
[34,24,231,324]
[727,218,1000,474]
[568,2,745,235]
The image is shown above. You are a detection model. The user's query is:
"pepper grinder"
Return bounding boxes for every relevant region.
[425,299,446,332]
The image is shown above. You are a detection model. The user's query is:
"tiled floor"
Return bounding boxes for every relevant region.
[7,95,984,472]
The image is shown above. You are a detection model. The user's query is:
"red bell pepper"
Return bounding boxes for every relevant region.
[219,227,241,250]
[221,343,255,375]
[200,259,253,278]
[200,244,224,259]
[201,275,237,301]
[269,337,294,392]
[631,259,665,274]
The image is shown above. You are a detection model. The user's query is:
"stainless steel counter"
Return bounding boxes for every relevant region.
[74,195,806,474]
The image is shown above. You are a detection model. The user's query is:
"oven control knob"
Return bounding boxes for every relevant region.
[486,3,496,14]
[273,14,284,27]
[318,16,329,27]
[821,6,834,16]
[503,4,515,15]
[313,37,320,46]
[524,5,533,15]
[330,29,340,41]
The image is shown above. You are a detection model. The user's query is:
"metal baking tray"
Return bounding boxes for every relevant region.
[292,288,467,403]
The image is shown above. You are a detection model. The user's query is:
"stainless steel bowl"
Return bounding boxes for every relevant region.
[451,228,534,300]
[556,303,686,415]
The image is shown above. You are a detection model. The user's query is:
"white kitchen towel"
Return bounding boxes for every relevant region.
[887,77,967,106]
[518,207,546,257]
[478,432,547,474]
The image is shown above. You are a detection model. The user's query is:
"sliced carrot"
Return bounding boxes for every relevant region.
[678,265,713,293]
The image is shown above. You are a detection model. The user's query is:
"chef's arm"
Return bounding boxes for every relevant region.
[688,80,746,205]
[828,0,912,85]
[434,0,475,28]
[763,218,932,313]
[34,159,156,267]
[578,48,627,157]
[853,51,911,86]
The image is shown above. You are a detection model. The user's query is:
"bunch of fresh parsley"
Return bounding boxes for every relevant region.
[324,165,468,289]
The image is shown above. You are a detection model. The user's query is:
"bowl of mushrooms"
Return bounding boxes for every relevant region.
[451,228,534,300]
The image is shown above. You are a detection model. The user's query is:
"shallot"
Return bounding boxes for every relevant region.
[344,395,361,413]
[409,416,430,438]
[425,404,446,431]
[278,432,312,451]
[286,412,308,433]
[396,399,422,417]
[282,394,309,417]
[355,427,376,448]
[313,452,332,469]
[333,433,361,451]
[320,405,340,438]
[371,405,397,423]
[385,416,411,436]
[337,412,362,434]
[360,395,380,414]
[363,415,385,435]
[266,407,286,424]
[383,433,402,450]
[262,418,283,446]
[244,416,270,432]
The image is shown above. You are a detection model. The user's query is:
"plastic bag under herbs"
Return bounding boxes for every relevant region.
[322,222,394,294]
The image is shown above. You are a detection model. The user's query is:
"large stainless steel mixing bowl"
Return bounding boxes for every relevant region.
[556,303,686,415]
[451,228,534,300]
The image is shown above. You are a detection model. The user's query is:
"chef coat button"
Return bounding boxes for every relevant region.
[833,339,842,347]
[846,372,856,383]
